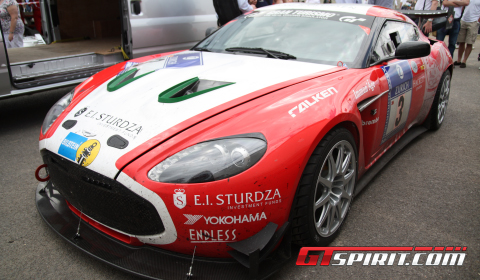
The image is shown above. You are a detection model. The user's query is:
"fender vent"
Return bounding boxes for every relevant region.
[158,77,234,103]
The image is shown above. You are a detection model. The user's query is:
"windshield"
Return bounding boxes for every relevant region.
[196,9,374,66]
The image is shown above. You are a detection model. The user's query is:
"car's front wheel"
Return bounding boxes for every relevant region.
[426,70,451,130]
[291,127,357,246]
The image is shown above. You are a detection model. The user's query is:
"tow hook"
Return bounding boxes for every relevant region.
[35,164,50,182]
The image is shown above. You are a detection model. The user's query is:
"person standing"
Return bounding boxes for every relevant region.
[256,0,273,7]
[415,0,440,34]
[213,0,255,27]
[0,0,24,48]
[368,0,394,9]
[455,0,480,67]
[436,0,470,58]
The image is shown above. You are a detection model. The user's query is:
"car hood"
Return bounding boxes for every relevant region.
[42,51,336,178]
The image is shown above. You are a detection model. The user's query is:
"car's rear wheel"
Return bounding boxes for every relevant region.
[426,70,451,130]
[291,127,357,246]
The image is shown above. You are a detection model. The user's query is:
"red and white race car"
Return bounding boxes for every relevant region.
[35,4,452,280]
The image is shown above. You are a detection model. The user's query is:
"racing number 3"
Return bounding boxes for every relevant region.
[395,95,405,127]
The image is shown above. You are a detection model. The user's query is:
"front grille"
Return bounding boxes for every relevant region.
[43,150,164,236]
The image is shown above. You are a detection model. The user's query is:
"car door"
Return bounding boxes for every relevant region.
[0,34,12,98]
[124,0,217,58]
[361,20,426,167]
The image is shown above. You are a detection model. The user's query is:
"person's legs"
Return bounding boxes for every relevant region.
[457,43,465,63]
[448,20,461,57]
[456,20,467,63]
[460,21,479,65]
[436,27,447,42]
[462,44,473,63]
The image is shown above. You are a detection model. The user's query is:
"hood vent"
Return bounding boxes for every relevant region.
[158,77,234,103]
[107,68,154,92]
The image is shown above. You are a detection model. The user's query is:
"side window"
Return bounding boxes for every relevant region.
[371,21,419,64]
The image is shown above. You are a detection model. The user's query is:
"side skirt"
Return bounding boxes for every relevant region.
[354,126,428,195]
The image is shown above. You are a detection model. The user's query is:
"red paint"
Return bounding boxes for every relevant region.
[39,8,453,258]
[67,201,143,246]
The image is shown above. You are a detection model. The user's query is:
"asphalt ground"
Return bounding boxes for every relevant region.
[1,40,479,280]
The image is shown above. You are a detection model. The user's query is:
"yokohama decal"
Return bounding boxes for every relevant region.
[297,247,467,266]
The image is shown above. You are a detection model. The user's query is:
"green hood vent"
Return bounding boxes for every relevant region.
[107,68,155,92]
[158,77,235,103]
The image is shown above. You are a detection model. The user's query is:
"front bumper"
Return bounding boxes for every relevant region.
[35,182,291,280]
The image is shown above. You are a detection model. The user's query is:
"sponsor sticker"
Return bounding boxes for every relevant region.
[58,132,88,161]
[194,189,281,210]
[362,117,379,126]
[339,16,366,23]
[58,132,101,167]
[174,189,187,209]
[165,52,203,68]
[74,107,88,117]
[189,229,237,243]
[381,61,413,143]
[410,61,418,74]
[249,10,375,28]
[76,139,101,167]
[353,80,378,99]
[288,87,338,118]
[184,212,267,225]
[81,110,143,139]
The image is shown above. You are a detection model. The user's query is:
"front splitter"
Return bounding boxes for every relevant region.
[35,182,288,280]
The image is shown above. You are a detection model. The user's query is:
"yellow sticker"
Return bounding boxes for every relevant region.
[76,139,101,167]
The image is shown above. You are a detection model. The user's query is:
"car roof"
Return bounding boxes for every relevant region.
[257,3,409,22]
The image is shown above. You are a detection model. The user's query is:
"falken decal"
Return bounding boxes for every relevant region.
[165,52,203,68]
[381,61,413,143]
[58,132,88,161]
[288,87,338,118]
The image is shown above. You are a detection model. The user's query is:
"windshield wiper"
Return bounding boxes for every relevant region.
[191,47,212,52]
[225,47,296,60]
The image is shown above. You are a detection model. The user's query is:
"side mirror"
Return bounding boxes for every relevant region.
[395,41,430,59]
[205,27,217,37]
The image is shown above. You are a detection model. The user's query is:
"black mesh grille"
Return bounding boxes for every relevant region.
[43,150,164,236]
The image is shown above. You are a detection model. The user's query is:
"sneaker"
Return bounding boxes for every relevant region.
[460,63,466,68]
[454,61,461,66]
[455,44,459,49]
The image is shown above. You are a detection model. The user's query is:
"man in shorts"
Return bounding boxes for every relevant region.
[455,0,480,68]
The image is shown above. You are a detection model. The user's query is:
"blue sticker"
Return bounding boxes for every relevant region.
[58,132,88,161]
[117,62,140,76]
[381,61,413,143]
[165,52,203,68]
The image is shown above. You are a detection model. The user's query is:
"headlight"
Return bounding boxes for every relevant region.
[42,90,74,134]
[147,135,267,183]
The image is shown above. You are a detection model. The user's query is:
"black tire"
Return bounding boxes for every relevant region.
[291,127,358,246]
[425,70,451,130]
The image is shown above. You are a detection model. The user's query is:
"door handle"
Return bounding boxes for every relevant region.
[131,0,141,15]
